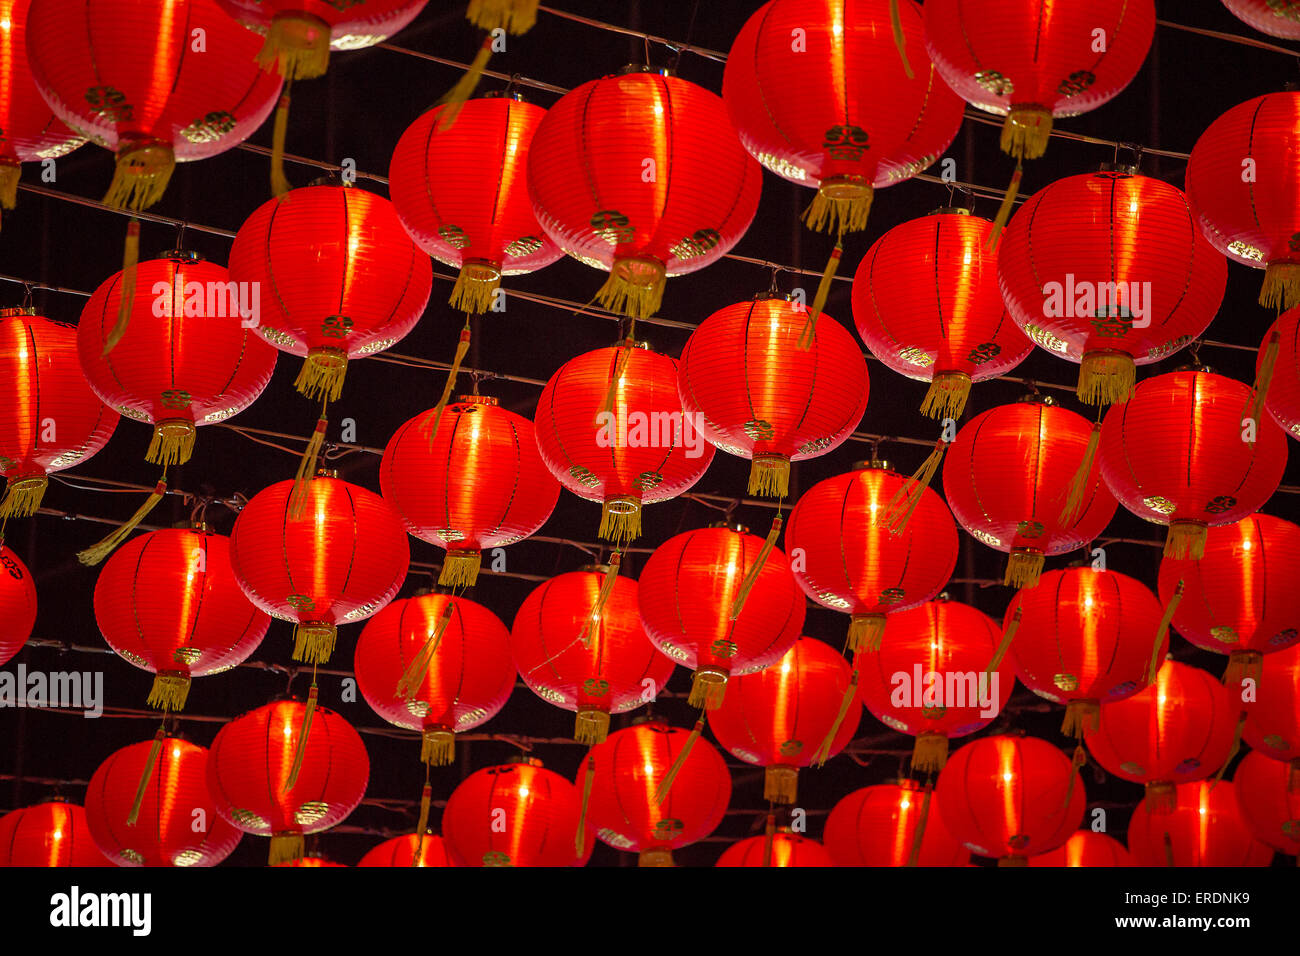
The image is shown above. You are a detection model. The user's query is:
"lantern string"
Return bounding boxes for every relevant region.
[284,680,319,792]
[904,783,932,867]
[575,749,594,858]
[762,809,776,868]
[1147,581,1183,684]
[126,723,167,827]
[654,713,705,805]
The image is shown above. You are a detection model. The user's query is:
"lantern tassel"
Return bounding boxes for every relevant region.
[1000,106,1053,161]
[1061,742,1087,810]
[103,143,174,213]
[467,0,540,34]
[1059,420,1103,525]
[146,672,191,712]
[905,786,933,867]
[597,338,635,424]
[270,91,293,198]
[887,0,914,78]
[574,709,611,745]
[1245,330,1281,425]
[575,751,594,858]
[880,439,947,534]
[397,602,455,700]
[911,730,949,774]
[269,833,305,866]
[0,159,19,211]
[0,476,47,519]
[1078,350,1136,406]
[76,479,167,566]
[1061,699,1100,738]
[598,496,642,545]
[986,162,1022,251]
[579,554,621,648]
[257,14,330,80]
[1164,520,1207,560]
[1003,549,1045,588]
[294,349,347,403]
[1260,262,1300,312]
[412,784,433,865]
[762,813,776,868]
[763,765,798,804]
[103,220,141,356]
[145,420,197,467]
[654,714,705,805]
[795,241,842,351]
[426,324,473,447]
[730,515,782,620]
[283,684,318,792]
[984,606,1021,682]
[1223,650,1263,691]
[287,415,328,521]
[1146,781,1176,814]
[687,668,727,710]
[811,670,858,767]
[434,36,493,132]
[420,728,455,766]
[126,727,165,827]
[847,613,887,653]
[1210,711,1247,790]
[802,186,872,235]
[1162,831,1176,868]
[291,624,336,665]
[438,549,482,589]
[748,455,790,498]
[596,260,666,320]
[919,370,971,420]
[449,261,501,314]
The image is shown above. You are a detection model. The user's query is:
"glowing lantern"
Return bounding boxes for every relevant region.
[1257,307,1300,440]
[0,541,35,667]
[822,781,970,867]
[1221,0,1300,38]
[1027,830,1132,867]
[357,833,457,867]
[1243,641,1300,777]
[715,831,833,867]
[0,801,110,866]
[1232,751,1300,857]
[1126,780,1274,866]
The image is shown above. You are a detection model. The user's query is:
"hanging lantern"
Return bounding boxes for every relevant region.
[638,524,804,710]
[822,781,970,867]
[207,699,370,865]
[677,295,869,497]
[379,395,559,588]
[357,833,457,867]
[441,759,592,867]
[942,399,1119,587]
[856,599,1014,773]
[354,591,514,765]
[85,736,242,867]
[509,566,674,744]
[1232,750,1300,858]
[0,309,118,519]
[273,854,346,867]
[709,637,858,803]
[0,542,35,667]
[533,343,714,545]
[1256,308,1300,440]
[1027,830,1133,867]
[935,734,1086,866]
[1083,659,1237,812]
[783,462,959,653]
[853,210,1033,419]
[1221,0,1300,38]
[1243,641,1300,779]
[1126,780,1274,866]
[715,831,833,868]
[0,801,110,866]
[1097,369,1289,559]
[998,169,1227,405]
[94,527,271,711]
[527,68,761,319]
[578,721,731,867]
[229,476,409,665]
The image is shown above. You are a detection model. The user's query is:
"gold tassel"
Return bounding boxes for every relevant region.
[0,475,47,519]
[1077,350,1136,406]
[1061,700,1100,738]
[257,13,331,80]
[795,241,842,351]
[270,91,292,199]
[1060,742,1087,811]
[287,415,328,521]
[1164,521,1207,560]
[596,261,667,320]
[802,183,873,235]
[103,142,174,212]
[412,783,433,866]
[730,516,782,621]
[126,727,165,826]
[294,348,347,402]
[0,160,19,210]
[879,440,947,534]
[468,0,540,34]
[426,324,473,447]
[574,709,611,745]
[420,728,455,766]
[764,765,798,804]
[985,606,1021,682]
[888,0,914,78]
[1260,262,1300,312]
[1146,781,1176,814]
[811,670,858,767]
[103,220,140,356]
[1059,421,1103,525]
[1003,549,1045,588]
[76,479,166,566]
[1147,580,1182,688]
[1245,330,1281,425]
[1223,650,1263,691]
[687,667,728,710]
[145,420,197,467]
[747,454,790,498]
[905,785,933,867]
[598,495,642,545]
[284,684,318,792]
[575,751,594,858]
[910,730,949,774]
[397,601,455,699]
[986,162,1022,251]
[291,624,336,664]
[1162,831,1176,867]
[438,549,482,588]
[449,260,501,314]
[1211,711,1246,790]
[847,613,887,653]
[434,36,494,132]
[654,714,705,805]
[1000,107,1053,161]
[579,554,621,647]
[762,812,776,867]
[919,371,972,420]
[146,672,190,712]
[269,833,305,866]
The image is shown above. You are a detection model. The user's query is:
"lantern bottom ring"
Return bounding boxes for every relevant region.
[688,666,728,710]
[638,847,674,867]
[421,727,456,766]
[575,708,611,745]
[604,495,640,516]
[147,418,198,467]
[0,474,49,518]
[818,175,871,202]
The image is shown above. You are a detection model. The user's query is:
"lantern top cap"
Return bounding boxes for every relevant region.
[159,249,203,264]
[752,291,797,303]
[481,90,526,103]
[0,306,37,317]
[1171,363,1216,375]
[578,563,614,575]
[707,520,751,535]
[1097,162,1138,177]
[453,394,498,407]
[852,459,892,473]
[615,64,675,78]
[926,206,972,217]
[1016,393,1057,406]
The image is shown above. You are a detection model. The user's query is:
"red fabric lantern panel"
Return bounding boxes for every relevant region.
[715,831,833,867]
[509,567,674,743]
[578,722,731,866]
[853,211,1033,419]
[527,70,762,318]
[379,395,559,588]
[1232,750,1300,856]
[86,737,241,866]
[822,782,970,867]
[1243,641,1300,765]
[357,833,457,867]
[442,760,592,867]
[1259,308,1300,440]
[273,855,346,867]
[0,801,110,866]
[215,0,426,52]
[1222,0,1300,38]
[1127,780,1275,866]
[94,528,271,710]
[998,171,1226,405]
[678,296,869,497]
[1027,830,1132,867]
[0,542,36,667]
[936,734,1086,864]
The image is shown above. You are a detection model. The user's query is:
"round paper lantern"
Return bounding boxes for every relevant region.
[578,721,731,867]
[533,343,714,544]
[638,524,805,709]
[1083,659,1238,811]
[715,831,833,867]
[1097,369,1289,559]
[783,461,959,652]
[509,566,674,743]
[229,476,409,664]
[677,295,869,497]
[441,759,591,868]
[527,68,762,318]
[822,781,970,867]
[354,591,514,764]
[389,94,562,313]
[923,0,1155,160]
[998,169,1227,405]
[207,699,370,864]
[1127,780,1274,866]
[709,636,858,803]
[1243,641,1300,770]
[936,734,1086,865]
[0,801,110,866]
[853,210,1033,419]
[379,395,559,588]
[86,736,241,867]
[856,599,1014,772]
[1186,91,1300,310]
[94,527,271,710]
[0,542,36,667]
[227,183,432,405]
[1232,750,1300,857]
[942,399,1119,586]
[357,833,457,867]
[1258,308,1300,440]
[0,309,118,518]
[1222,0,1300,37]
[77,252,277,467]
[1027,830,1132,867]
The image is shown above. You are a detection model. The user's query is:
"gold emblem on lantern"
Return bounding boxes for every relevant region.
[1210,625,1239,644]
[743,420,775,441]
[180,110,237,144]
[1141,495,1177,515]
[973,71,1014,97]
[295,802,330,826]
[1053,673,1079,692]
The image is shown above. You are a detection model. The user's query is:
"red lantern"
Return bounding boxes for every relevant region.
[379,395,559,588]
[86,736,241,866]
[1243,641,1300,772]
[509,566,674,743]
[715,831,833,867]
[638,524,805,709]
[0,309,118,518]
[856,599,1014,772]
[229,476,409,664]
[853,210,1033,419]
[709,636,858,802]
[822,781,970,867]
[923,0,1155,160]
[273,854,345,867]
[357,833,457,867]
[1126,780,1274,866]
[94,527,271,711]
[1221,0,1300,37]
[578,721,731,867]
[354,591,514,764]
[77,252,277,467]
[1258,307,1300,439]
[936,734,1086,865]
[389,94,561,313]
[942,399,1119,586]
[677,295,869,497]
[0,542,35,667]
[441,759,592,868]
[1098,369,1289,559]
[0,801,110,866]
[207,699,370,864]
[527,69,762,318]
[1232,750,1300,857]
[533,343,714,544]
[783,462,959,652]
[1083,659,1237,811]
[1027,830,1132,867]
[998,170,1227,405]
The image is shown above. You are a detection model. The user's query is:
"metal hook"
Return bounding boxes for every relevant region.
[21,282,33,311]
[175,220,188,252]
[768,264,783,295]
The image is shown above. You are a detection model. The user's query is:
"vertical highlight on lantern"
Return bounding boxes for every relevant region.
[153,280,262,329]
